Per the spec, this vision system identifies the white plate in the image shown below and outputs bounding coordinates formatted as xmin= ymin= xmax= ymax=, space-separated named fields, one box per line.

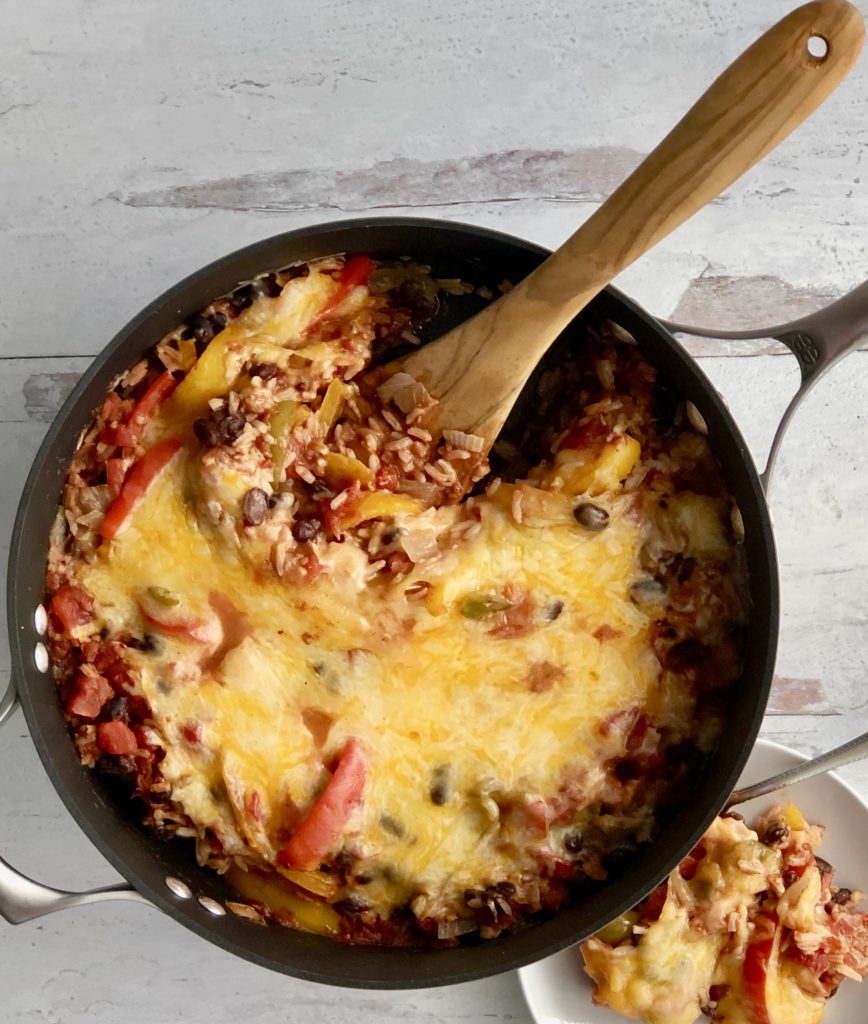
xmin=518 ymin=738 xmax=868 ymax=1024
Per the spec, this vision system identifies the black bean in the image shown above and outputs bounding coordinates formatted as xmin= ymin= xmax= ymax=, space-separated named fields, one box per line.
xmin=242 ymin=487 xmax=268 ymax=526
xmin=782 ymin=869 xmax=799 ymax=888
xmin=335 ymin=896 xmax=370 ymax=914
xmin=429 ymin=764 xmax=451 ymax=805
xmin=564 ymin=829 xmax=583 ymax=853
xmin=815 ymin=856 xmax=834 ymax=876
xmin=543 ymin=599 xmax=564 ymax=621
xmin=379 ymin=814 xmax=405 ymax=838
xmin=96 ymin=754 xmax=135 ymax=781
xmin=292 ymin=518 xmax=321 ymax=543
xmin=393 ymin=279 xmax=439 ymax=323
xmin=249 ymin=361 xmax=278 ymax=381
xmin=105 ymin=696 xmax=129 ymax=722
xmin=666 ymin=638 xmax=708 ymax=672
xmin=219 ymin=413 xmax=246 ymax=444
xmin=464 ymin=888 xmax=485 ymax=907
xmin=193 ymin=417 xmax=222 ymax=448
xmin=128 ymin=633 xmax=161 ymax=653
xmin=233 ymin=284 xmax=256 ymax=309
xmin=262 ymin=273 xmax=283 ymax=297
xmin=762 ymin=823 xmax=790 ymax=847
xmin=832 ymin=888 xmax=853 ymax=905
xmin=495 ymin=881 xmax=516 ymax=897
xmin=574 ymin=503 xmax=609 ymax=531
xmin=189 ymin=314 xmax=216 ymax=345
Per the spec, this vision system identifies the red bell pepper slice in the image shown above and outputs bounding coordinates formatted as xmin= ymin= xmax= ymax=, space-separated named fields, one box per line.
xmin=277 ymin=737 xmax=367 ymax=870
xmin=65 ymin=671 xmax=114 ymax=718
xmin=308 ymin=255 xmax=376 ymax=330
xmin=99 ymin=438 xmax=183 ymax=540
xmin=742 ymin=911 xmax=778 ymax=1024
xmin=96 ymin=720 xmax=138 ymax=755
xmin=100 ymin=371 xmax=177 ymax=447
xmin=558 ymin=416 xmax=607 ymax=451
xmin=49 ymin=584 xmax=94 ymax=634
xmin=106 ymin=457 xmax=128 ymax=496
xmin=128 ymin=371 xmax=178 ymax=432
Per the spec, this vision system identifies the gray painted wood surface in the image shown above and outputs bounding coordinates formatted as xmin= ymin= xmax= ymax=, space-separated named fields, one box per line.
xmin=2 ymin=0 xmax=867 ymax=1020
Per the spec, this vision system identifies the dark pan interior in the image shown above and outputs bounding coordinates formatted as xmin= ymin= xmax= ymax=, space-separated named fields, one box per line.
xmin=8 ymin=217 xmax=777 ymax=988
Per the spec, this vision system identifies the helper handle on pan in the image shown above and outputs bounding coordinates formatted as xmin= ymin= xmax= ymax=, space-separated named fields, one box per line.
xmin=387 ymin=0 xmax=865 ymax=448
xmin=0 ymin=856 xmax=149 ymax=924
xmin=662 ymin=277 xmax=868 ymax=493
xmin=0 ymin=678 xmax=16 ymax=728
xmin=0 ymin=695 xmax=147 ymax=920
xmin=727 ymin=727 xmax=868 ymax=808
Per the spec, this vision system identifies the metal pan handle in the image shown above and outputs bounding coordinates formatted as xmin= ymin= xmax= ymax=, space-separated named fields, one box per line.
xmin=0 ymin=678 xmax=146 ymax=922
xmin=662 ymin=278 xmax=868 ymax=493
xmin=0 ymin=856 xmax=148 ymax=924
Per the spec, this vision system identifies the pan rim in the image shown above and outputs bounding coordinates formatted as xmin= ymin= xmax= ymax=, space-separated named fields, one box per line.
xmin=6 ymin=215 xmax=778 ymax=987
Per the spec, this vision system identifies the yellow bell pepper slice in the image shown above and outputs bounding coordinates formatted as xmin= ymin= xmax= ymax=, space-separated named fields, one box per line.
xmin=276 ymin=866 xmax=339 ymax=900
xmin=316 ymin=380 xmax=347 ymax=436
xmin=341 ymin=491 xmax=422 ymax=528
xmin=323 ymin=452 xmax=374 ymax=488
xmin=784 ymin=802 xmax=806 ymax=831
xmin=169 ymin=330 xmax=238 ymax=414
xmin=269 ymin=400 xmax=307 ymax=489
xmin=226 ymin=866 xmax=340 ymax=935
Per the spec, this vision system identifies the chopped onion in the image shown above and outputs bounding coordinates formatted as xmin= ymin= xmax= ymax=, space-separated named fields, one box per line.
xmin=376 ymin=372 xmax=416 ymax=405
xmin=437 ymin=918 xmax=477 ymax=940
xmin=442 ymin=429 xmax=485 ymax=453
xmin=393 ymin=381 xmax=431 ymax=415
xmin=400 ymin=526 xmax=440 ymax=563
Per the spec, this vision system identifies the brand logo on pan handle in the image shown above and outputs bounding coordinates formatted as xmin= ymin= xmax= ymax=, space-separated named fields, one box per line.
xmin=784 ymin=332 xmax=820 ymax=369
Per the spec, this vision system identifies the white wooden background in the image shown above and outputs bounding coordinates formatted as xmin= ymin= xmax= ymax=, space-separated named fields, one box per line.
xmin=2 ymin=0 xmax=868 ymax=1020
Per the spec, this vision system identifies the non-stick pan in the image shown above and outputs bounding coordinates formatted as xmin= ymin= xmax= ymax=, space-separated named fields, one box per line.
xmin=2 ymin=218 xmax=866 ymax=988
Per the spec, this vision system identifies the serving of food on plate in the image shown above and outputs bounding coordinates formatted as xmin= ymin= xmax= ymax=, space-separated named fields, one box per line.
xmin=44 ymin=254 xmax=748 ymax=945
xmin=582 ymin=803 xmax=868 ymax=1024
xmin=519 ymin=740 xmax=868 ymax=1024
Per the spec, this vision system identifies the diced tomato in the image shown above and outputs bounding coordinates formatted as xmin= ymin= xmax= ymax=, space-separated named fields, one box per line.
xmin=679 ymin=842 xmax=708 ymax=880
xmin=558 ymin=415 xmax=607 ymax=451
xmin=742 ymin=912 xmax=778 ymax=1024
xmin=106 ymin=458 xmax=128 ymax=496
xmin=99 ymin=438 xmax=184 ymax=540
xmin=65 ymin=670 xmax=114 ymax=718
xmin=49 ymin=584 xmax=94 ymax=635
xmin=277 ymin=737 xmax=367 ymax=870
xmin=308 ymin=255 xmax=376 ymax=330
xmin=100 ymin=423 xmax=140 ymax=448
xmin=128 ymin=371 xmax=177 ymax=432
xmin=96 ymin=720 xmax=138 ymax=755
xmin=638 ymin=881 xmax=668 ymax=924
xmin=139 ymin=604 xmax=211 ymax=642
xmin=181 ymin=721 xmax=203 ymax=744
xmin=374 ymin=464 xmax=399 ymax=491
xmin=100 ymin=371 xmax=177 ymax=448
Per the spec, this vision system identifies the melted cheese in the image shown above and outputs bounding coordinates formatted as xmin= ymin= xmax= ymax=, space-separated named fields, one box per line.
xmin=69 ymin=267 xmax=742 ymax=926
xmin=77 ymin=451 xmax=669 ymax=909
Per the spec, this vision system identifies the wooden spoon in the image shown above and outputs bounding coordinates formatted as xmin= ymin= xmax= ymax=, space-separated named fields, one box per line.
xmin=377 ymin=0 xmax=864 ymax=452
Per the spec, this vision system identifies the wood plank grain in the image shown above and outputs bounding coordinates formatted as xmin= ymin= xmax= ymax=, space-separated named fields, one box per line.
xmin=112 ymin=147 xmax=646 ymax=213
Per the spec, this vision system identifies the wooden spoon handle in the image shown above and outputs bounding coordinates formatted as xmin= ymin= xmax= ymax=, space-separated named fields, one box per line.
xmin=393 ymin=0 xmax=864 ymax=446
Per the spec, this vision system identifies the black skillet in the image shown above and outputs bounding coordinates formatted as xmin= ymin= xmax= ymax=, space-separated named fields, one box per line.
xmin=2 ymin=217 xmax=865 ymax=988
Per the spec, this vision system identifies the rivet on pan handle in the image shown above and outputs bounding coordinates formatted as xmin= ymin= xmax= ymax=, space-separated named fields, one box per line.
xmin=662 ymin=278 xmax=868 ymax=493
